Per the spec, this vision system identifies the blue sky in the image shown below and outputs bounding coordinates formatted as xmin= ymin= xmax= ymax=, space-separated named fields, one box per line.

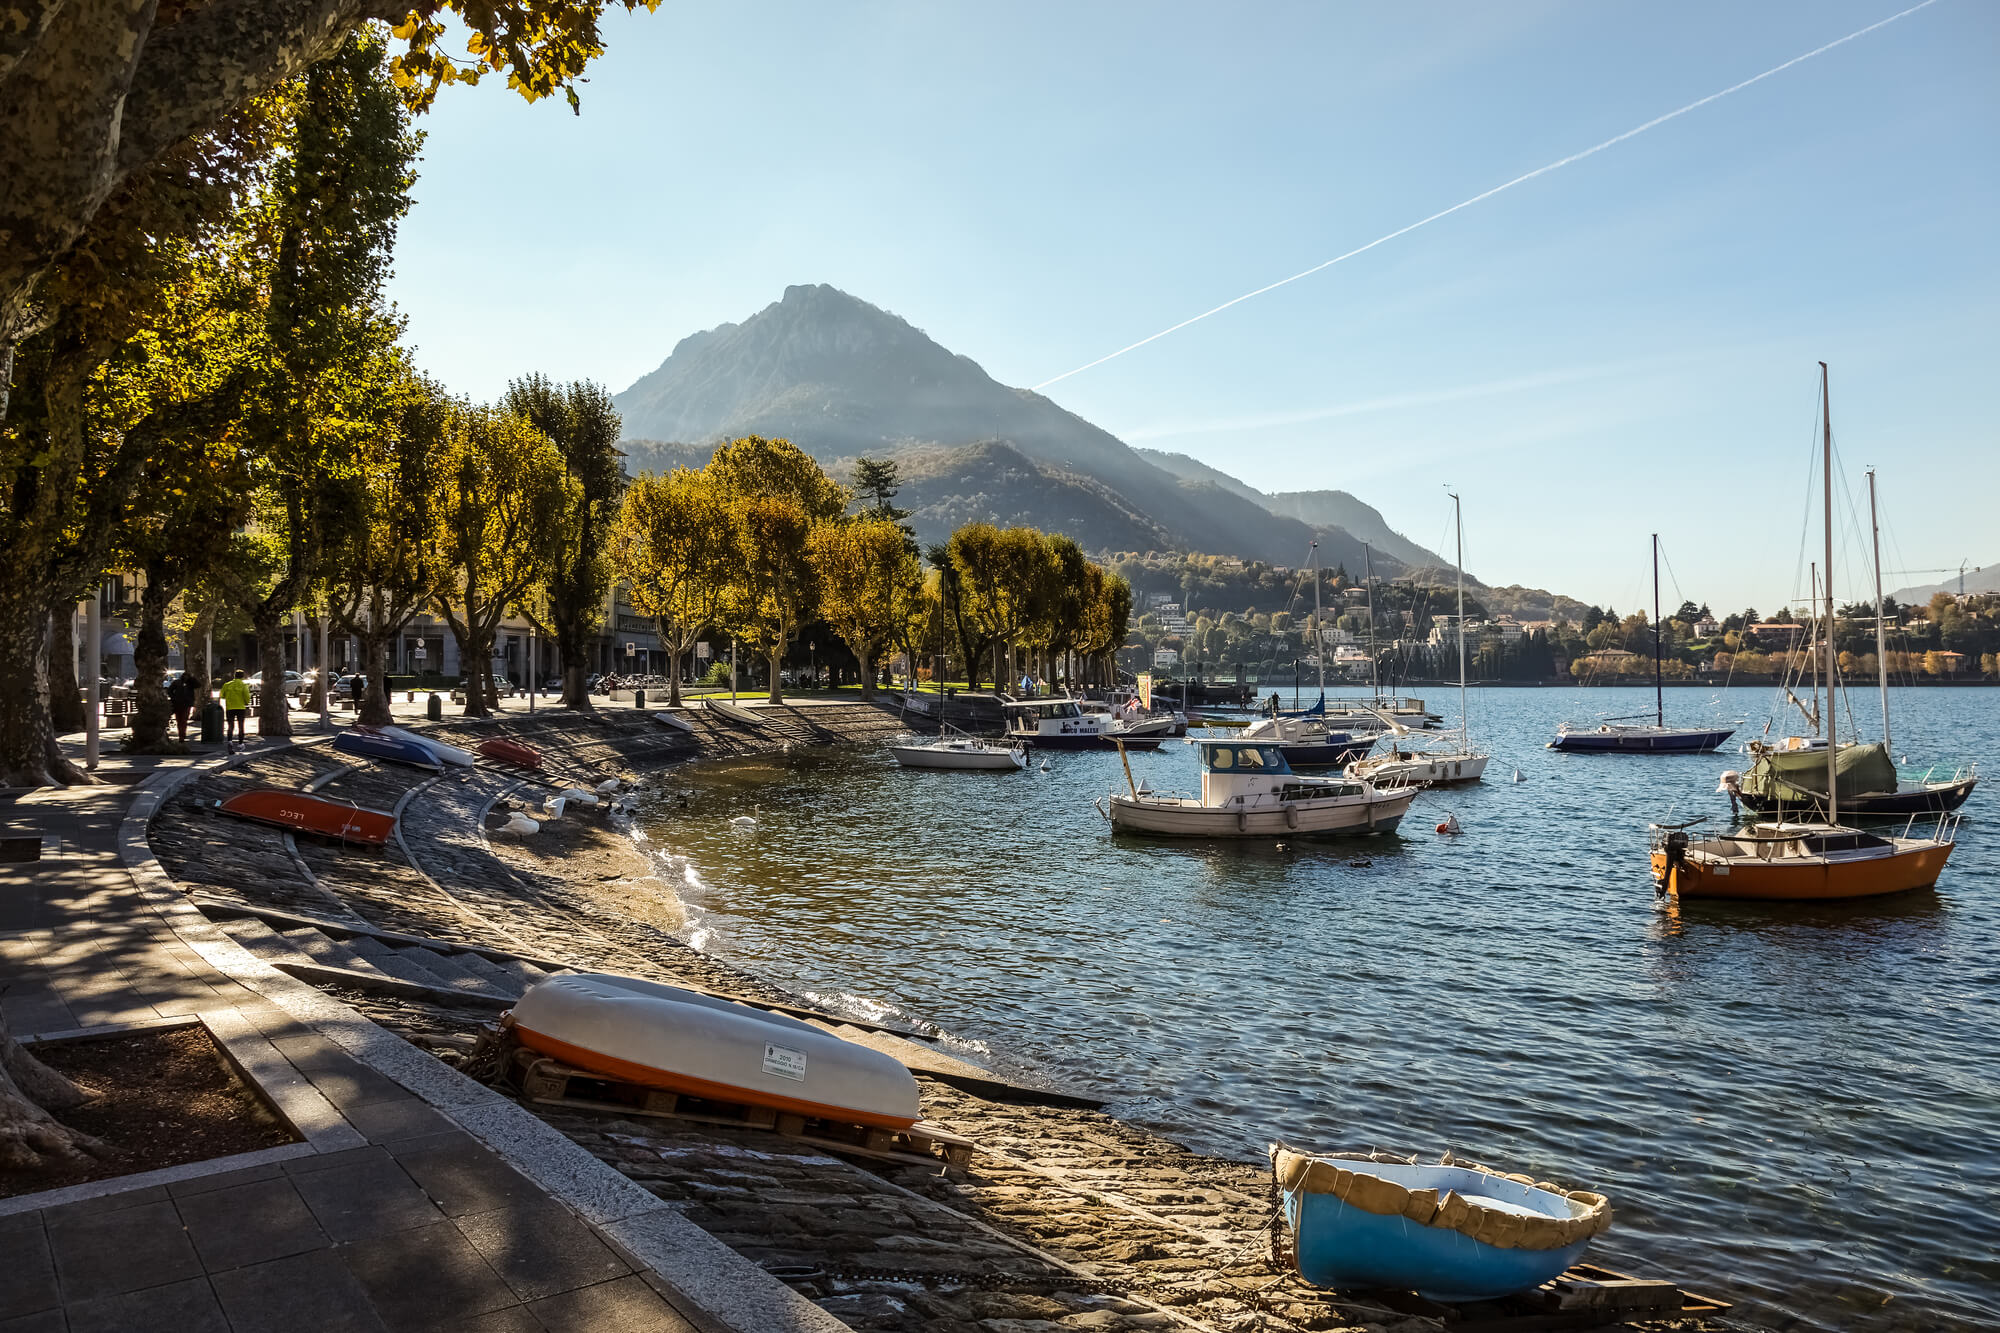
xmin=384 ymin=0 xmax=1997 ymax=614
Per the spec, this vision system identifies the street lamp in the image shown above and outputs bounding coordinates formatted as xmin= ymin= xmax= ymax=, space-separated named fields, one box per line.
xmin=808 ymin=640 xmax=816 ymax=690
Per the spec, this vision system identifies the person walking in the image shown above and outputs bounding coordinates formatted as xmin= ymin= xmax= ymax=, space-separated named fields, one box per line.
xmin=167 ymin=671 xmax=198 ymax=742
xmin=220 ymin=669 xmax=251 ymax=743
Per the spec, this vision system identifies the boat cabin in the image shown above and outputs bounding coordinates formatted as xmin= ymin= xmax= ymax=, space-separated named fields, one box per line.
xmin=1198 ymin=740 xmax=1365 ymax=807
xmin=1004 ymin=698 xmax=1112 ymax=739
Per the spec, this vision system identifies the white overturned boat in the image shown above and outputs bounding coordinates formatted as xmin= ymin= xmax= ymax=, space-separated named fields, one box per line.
xmin=510 ymin=973 xmax=921 ymax=1130
xmin=889 ymin=726 xmax=1026 ymax=772
xmin=1104 ymin=737 xmax=1417 ymax=839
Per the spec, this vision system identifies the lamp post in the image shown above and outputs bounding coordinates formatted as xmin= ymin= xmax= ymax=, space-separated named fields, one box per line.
xmin=809 ymin=640 xmax=816 ymax=691
xmin=85 ymin=590 xmax=100 ymax=770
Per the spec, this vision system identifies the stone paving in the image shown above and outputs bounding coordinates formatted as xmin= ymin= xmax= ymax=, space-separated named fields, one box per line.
xmin=0 ymin=726 xmax=836 ymax=1333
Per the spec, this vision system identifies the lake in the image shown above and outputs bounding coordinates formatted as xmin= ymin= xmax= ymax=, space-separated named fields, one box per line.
xmin=631 ymin=685 xmax=1996 ymax=1332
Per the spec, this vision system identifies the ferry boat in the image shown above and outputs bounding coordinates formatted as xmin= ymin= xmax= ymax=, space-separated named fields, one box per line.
xmin=1004 ymin=698 xmax=1164 ymax=750
xmin=1103 ymin=738 xmax=1415 ymax=838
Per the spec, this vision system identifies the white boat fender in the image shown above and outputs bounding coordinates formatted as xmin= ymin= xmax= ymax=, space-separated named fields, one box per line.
xmin=1284 ymin=804 xmax=1299 ymax=830
xmin=503 ymin=812 xmax=541 ymax=836
xmin=1510 ymin=768 xmax=1526 ymax=783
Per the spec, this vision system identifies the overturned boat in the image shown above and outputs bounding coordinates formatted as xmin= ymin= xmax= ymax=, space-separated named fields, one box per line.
xmin=214 ymin=789 xmax=396 ymax=848
xmin=1272 ymin=1145 xmax=1612 ymax=1303
xmin=509 ymin=973 xmax=921 ymax=1130
xmin=334 ymin=728 xmax=445 ymax=771
xmin=477 ymin=736 xmax=545 ymax=770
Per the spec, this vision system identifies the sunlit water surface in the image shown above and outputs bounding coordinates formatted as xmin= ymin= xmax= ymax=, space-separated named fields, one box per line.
xmin=631 ymin=686 xmax=1997 ymax=1332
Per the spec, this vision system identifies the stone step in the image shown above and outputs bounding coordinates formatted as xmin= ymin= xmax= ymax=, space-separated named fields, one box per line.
xmin=476 ymin=954 xmax=557 ymax=994
xmin=216 ymin=917 xmax=317 ymax=967
xmin=277 ymin=926 xmax=391 ymax=979
xmin=391 ymin=945 xmax=509 ymax=998
xmin=368 ymin=949 xmax=466 ymax=990
xmin=447 ymin=950 xmax=531 ymax=998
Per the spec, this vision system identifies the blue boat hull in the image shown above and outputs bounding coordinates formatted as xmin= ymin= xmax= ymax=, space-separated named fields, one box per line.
xmin=1288 ymin=1189 xmax=1590 ymax=1301
xmin=1548 ymin=727 xmax=1736 ymax=753
xmin=334 ymin=730 xmax=444 ymax=770
xmin=1278 ymin=1158 xmax=1602 ymax=1303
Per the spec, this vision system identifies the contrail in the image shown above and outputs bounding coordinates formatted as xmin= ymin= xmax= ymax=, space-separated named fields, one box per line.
xmin=1032 ymin=0 xmax=1940 ymax=392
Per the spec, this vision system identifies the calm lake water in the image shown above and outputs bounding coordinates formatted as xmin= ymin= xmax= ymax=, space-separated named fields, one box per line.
xmin=631 ymin=685 xmax=1996 ymax=1333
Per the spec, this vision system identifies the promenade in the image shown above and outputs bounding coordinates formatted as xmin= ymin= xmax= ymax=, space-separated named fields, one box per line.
xmin=0 ymin=703 xmax=844 ymax=1333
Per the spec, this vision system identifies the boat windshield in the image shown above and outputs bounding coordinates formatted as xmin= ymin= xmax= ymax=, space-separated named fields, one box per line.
xmin=1205 ymin=744 xmax=1288 ymax=772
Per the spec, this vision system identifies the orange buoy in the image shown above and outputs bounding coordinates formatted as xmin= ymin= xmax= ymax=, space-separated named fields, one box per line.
xmin=1436 ymin=814 xmax=1461 ymax=835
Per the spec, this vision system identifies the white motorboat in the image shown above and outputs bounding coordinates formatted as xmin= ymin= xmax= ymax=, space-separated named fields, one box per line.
xmin=1005 ymin=697 xmax=1165 ymax=750
xmin=890 ymin=727 xmax=1027 ymax=771
xmin=1239 ymin=712 xmax=1373 ymax=770
xmin=1103 ymin=737 xmax=1417 ymax=839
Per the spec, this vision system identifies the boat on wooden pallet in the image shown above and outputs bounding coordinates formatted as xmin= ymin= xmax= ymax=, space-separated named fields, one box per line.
xmin=505 ymin=1045 xmax=972 ymax=1170
xmin=333 ymin=728 xmax=445 ymax=771
xmin=213 ymin=789 xmax=396 ymax=848
xmin=476 ymin=736 xmax=544 ymax=769
xmin=1271 ymin=1144 xmax=1613 ymax=1304
xmin=509 ymin=973 xmax=921 ymax=1131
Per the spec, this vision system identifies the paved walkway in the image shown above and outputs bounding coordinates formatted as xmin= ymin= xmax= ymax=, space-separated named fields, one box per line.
xmin=0 ymin=745 xmax=823 ymax=1333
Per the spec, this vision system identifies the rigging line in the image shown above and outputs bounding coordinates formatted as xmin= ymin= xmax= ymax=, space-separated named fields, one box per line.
xmin=1031 ymin=0 xmax=1942 ymax=392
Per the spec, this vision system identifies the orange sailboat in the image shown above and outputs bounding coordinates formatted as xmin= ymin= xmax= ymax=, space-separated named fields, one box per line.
xmin=1649 ymin=365 xmax=1958 ymax=903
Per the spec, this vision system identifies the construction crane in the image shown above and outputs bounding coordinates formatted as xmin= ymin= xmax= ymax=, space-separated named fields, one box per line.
xmin=1886 ymin=561 xmax=1982 ymax=596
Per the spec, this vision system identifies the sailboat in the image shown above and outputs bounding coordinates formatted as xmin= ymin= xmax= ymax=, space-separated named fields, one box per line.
xmin=1239 ymin=542 xmax=1375 ymax=770
xmin=1549 ymin=535 xmax=1738 ymax=753
xmin=1721 ymin=468 xmax=1978 ymax=817
xmin=1651 ymin=365 xmax=1959 ymax=901
xmin=1347 ymin=493 xmax=1487 ymax=787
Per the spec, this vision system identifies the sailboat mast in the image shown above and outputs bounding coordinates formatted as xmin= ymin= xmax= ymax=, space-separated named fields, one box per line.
xmin=1311 ymin=541 xmax=1324 ymax=701
xmin=1363 ymin=543 xmax=1379 ymax=697
xmin=1453 ymin=495 xmax=1467 ymax=739
xmin=1867 ymin=468 xmax=1891 ymax=753
xmin=1652 ymin=533 xmax=1664 ymax=729
xmin=1821 ymin=363 xmax=1838 ymax=825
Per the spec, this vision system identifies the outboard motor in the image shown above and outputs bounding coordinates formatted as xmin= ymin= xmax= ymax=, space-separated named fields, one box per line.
xmin=1657 ymin=829 xmax=1691 ymax=898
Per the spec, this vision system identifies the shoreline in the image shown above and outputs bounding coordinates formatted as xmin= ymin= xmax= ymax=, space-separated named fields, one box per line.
xmin=145 ymin=700 xmax=1744 ymax=1333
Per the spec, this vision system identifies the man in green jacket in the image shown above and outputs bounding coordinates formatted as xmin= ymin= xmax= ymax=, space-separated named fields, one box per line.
xmin=219 ymin=670 xmax=251 ymax=742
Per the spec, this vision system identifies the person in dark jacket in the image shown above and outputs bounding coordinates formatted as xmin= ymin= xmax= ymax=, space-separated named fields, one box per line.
xmin=167 ymin=672 xmax=198 ymax=741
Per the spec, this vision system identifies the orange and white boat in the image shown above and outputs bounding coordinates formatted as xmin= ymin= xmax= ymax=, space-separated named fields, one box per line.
xmin=477 ymin=737 xmax=543 ymax=770
xmin=215 ymin=789 xmax=396 ymax=848
xmin=509 ymin=974 xmax=920 ymax=1130
xmin=1648 ymin=364 xmax=1960 ymax=904
xmin=1650 ymin=817 xmax=1957 ymax=901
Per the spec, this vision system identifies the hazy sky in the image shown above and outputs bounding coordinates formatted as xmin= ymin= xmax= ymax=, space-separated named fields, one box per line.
xmin=385 ymin=0 xmax=1997 ymax=615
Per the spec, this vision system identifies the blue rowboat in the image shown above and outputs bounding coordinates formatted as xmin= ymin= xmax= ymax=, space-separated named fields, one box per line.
xmin=334 ymin=729 xmax=444 ymax=771
xmin=1272 ymin=1146 xmax=1611 ymax=1303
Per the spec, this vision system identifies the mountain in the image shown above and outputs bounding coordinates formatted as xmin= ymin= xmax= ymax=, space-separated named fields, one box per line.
xmin=1891 ymin=563 xmax=1996 ymax=603
xmin=614 ymin=284 xmax=1425 ymax=574
xmin=1135 ymin=450 xmax=1448 ymax=572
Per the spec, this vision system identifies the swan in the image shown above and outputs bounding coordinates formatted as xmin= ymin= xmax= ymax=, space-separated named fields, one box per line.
xmin=502 ymin=812 xmax=541 ymax=836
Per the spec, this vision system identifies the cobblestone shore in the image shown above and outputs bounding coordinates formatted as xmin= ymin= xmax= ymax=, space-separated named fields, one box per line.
xmin=146 ymin=699 xmax=1735 ymax=1333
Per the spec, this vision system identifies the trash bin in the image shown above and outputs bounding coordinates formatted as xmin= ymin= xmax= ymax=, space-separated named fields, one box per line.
xmin=634 ymin=688 xmax=646 ymax=711
xmin=200 ymin=700 xmax=224 ymax=742
xmin=426 ymin=692 xmax=443 ymax=721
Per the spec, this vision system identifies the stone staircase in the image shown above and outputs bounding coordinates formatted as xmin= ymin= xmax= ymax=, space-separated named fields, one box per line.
xmin=198 ymin=897 xmax=565 ymax=1006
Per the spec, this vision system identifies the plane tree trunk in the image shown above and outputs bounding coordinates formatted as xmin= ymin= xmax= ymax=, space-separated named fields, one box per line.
xmin=0 ymin=1011 xmax=106 ymax=1169
xmin=48 ymin=607 xmax=85 ymax=736
xmin=127 ymin=574 xmax=178 ymax=751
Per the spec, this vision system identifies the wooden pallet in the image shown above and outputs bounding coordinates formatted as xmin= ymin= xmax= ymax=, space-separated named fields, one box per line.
xmin=509 ymin=1048 xmax=973 ymax=1171
xmin=1366 ymin=1259 xmax=1731 ymax=1331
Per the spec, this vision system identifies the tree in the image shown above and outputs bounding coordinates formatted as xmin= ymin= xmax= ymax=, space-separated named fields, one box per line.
xmin=725 ymin=497 xmax=816 ymax=705
xmin=849 ymin=456 xmax=911 ymax=523
xmin=810 ymin=517 xmax=922 ymax=699
xmin=324 ymin=371 xmax=452 ymax=726
xmin=502 ymin=375 xmax=622 ymax=708
xmin=0 ymin=2 xmax=664 ymax=429
xmin=0 ymin=91 xmax=281 ymax=784
xmin=231 ymin=30 xmax=420 ymax=739
xmin=434 ymin=406 xmax=573 ymax=717
xmin=611 ymin=467 xmax=729 ymax=707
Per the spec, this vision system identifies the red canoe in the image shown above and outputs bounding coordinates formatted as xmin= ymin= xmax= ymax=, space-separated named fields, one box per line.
xmin=477 ymin=737 xmax=543 ymax=770
xmin=215 ymin=789 xmax=396 ymax=848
